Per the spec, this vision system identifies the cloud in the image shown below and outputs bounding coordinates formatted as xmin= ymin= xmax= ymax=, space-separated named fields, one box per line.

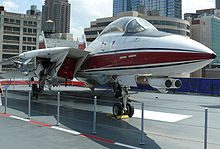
xmin=0 ymin=0 xmax=215 ymax=39
xmin=69 ymin=0 xmax=113 ymax=37
xmin=0 ymin=0 xmax=43 ymax=14
xmin=1 ymin=0 xmax=19 ymax=11
xmin=182 ymin=0 xmax=215 ymax=14
xmin=71 ymin=25 xmax=84 ymax=40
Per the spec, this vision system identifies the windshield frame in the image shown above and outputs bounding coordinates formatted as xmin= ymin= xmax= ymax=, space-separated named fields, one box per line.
xmin=100 ymin=17 xmax=158 ymax=36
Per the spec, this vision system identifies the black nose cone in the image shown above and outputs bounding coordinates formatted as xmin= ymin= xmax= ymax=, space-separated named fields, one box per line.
xmin=212 ymin=53 xmax=217 ymax=59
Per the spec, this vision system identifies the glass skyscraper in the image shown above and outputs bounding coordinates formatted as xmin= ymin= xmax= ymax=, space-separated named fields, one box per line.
xmin=113 ymin=0 xmax=182 ymax=19
xmin=113 ymin=0 xmax=131 ymax=16
xmin=131 ymin=0 xmax=140 ymax=11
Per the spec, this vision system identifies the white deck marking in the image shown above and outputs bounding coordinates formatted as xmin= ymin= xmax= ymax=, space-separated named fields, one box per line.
xmin=10 ymin=115 xmax=30 ymax=122
xmin=133 ymin=109 xmax=192 ymax=123
xmin=61 ymin=102 xmax=192 ymax=123
xmin=52 ymin=126 xmax=81 ymax=135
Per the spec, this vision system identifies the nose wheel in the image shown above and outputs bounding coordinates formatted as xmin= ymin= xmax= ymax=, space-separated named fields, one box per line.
xmin=113 ymin=102 xmax=123 ymax=117
xmin=124 ymin=102 xmax=134 ymax=117
xmin=112 ymin=83 xmax=135 ymax=118
xmin=112 ymin=102 xmax=134 ymax=118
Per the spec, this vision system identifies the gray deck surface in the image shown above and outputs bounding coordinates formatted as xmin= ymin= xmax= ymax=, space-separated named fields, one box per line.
xmin=0 ymin=85 xmax=220 ymax=149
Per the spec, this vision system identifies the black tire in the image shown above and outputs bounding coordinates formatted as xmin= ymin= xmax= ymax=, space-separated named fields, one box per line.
xmin=124 ymin=103 xmax=134 ymax=118
xmin=113 ymin=102 xmax=123 ymax=117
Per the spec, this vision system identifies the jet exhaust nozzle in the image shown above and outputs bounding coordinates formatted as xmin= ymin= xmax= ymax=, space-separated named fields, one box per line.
xmin=148 ymin=78 xmax=182 ymax=89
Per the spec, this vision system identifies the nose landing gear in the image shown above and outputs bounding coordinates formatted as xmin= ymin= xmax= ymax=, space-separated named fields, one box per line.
xmin=112 ymin=85 xmax=134 ymax=118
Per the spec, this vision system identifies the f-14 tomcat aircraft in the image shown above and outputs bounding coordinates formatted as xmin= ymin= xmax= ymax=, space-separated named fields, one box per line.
xmin=0 ymin=17 xmax=216 ymax=118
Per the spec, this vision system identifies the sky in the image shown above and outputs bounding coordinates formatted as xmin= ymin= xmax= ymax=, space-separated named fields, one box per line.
xmin=0 ymin=0 xmax=216 ymax=39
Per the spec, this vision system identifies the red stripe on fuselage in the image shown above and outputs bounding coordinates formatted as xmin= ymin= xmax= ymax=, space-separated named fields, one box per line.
xmin=82 ymin=52 xmax=212 ymax=70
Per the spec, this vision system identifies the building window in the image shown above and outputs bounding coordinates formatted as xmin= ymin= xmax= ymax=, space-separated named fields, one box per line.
xmin=22 ymin=46 xmax=26 ymax=50
xmin=28 ymin=28 xmax=32 ymax=33
xmin=187 ymin=32 xmax=190 ymax=36
xmin=10 ymin=18 xmax=15 ymax=23
xmin=4 ymin=18 xmax=9 ymax=23
xmin=27 ymin=46 xmax=32 ymax=50
xmin=16 ymin=19 xmax=21 ymax=25
xmin=28 ymin=21 xmax=32 ymax=25
xmin=23 ymin=37 xmax=26 ymax=41
xmin=33 ymin=38 xmax=36 ymax=42
xmin=27 ymin=37 xmax=32 ymax=42
xmin=3 ymin=35 xmax=19 ymax=41
xmin=23 ymin=28 xmax=27 ymax=32
xmin=24 ymin=21 xmax=27 ymax=25
xmin=85 ymin=30 xmax=103 ymax=35
xmin=34 ymin=22 xmax=37 ymax=25
xmin=3 ymin=45 xmax=19 ymax=50
xmin=33 ymin=29 xmax=37 ymax=33
xmin=4 ymin=26 xmax=20 ymax=32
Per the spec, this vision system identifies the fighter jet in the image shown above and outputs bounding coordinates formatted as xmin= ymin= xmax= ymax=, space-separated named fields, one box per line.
xmin=0 ymin=16 xmax=216 ymax=118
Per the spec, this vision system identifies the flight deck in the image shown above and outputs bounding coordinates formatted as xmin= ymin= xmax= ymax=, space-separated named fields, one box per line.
xmin=0 ymin=85 xmax=220 ymax=149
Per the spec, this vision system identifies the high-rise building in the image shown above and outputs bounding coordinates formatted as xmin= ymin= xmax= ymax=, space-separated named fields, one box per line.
xmin=113 ymin=0 xmax=182 ymax=18
xmin=26 ymin=5 xmax=41 ymax=17
xmin=113 ymin=0 xmax=131 ymax=16
xmin=216 ymin=0 xmax=220 ymax=9
xmin=140 ymin=0 xmax=182 ymax=18
xmin=41 ymin=0 xmax=71 ymax=33
xmin=131 ymin=0 xmax=140 ymax=11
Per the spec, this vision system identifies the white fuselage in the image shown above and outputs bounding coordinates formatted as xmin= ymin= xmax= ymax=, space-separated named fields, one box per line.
xmin=81 ymin=32 xmax=215 ymax=77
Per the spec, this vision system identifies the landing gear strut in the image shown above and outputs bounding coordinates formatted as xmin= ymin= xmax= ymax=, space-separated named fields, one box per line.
xmin=112 ymin=85 xmax=134 ymax=118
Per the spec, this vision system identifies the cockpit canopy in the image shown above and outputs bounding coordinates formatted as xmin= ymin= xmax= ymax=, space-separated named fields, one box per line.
xmin=100 ymin=17 xmax=157 ymax=35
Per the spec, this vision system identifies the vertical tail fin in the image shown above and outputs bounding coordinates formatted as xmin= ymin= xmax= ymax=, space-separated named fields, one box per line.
xmin=78 ymin=34 xmax=87 ymax=50
xmin=39 ymin=31 xmax=47 ymax=49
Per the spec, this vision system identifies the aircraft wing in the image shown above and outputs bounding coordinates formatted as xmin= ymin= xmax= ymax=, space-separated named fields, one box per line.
xmin=0 ymin=47 xmax=90 ymax=88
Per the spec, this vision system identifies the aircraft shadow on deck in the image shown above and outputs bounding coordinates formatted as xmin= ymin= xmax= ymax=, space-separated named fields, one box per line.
xmin=2 ymin=89 xmax=161 ymax=149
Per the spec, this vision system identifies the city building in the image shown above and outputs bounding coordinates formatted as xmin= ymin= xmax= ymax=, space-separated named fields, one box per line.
xmin=140 ymin=0 xmax=182 ymax=18
xmin=113 ymin=0 xmax=182 ymax=19
xmin=41 ymin=0 xmax=71 ymax=33
xmin=0 ymin=6 xmax=41 ymax=71
xmin=85 ymin=11 xmax=190 ymax=42
xmin=184 ymin=8 xmax=217 ymax=20
xmin=184 ymin=8 xmax=220 ymax=64
xmin=185 ymin=8 xmax=220 ymax=78
xmin=217 ymin=0 xmax=220 ymax=9
xmin=131 ymin=0 xmax=140 ymax=11
xmin=184 ymin=13 xmax=199 ymax=20
xmin=196 ymin=8 xmax=215 ymax=15
xmin=26 ymin=5 xmax=41 ymax=17
xmin=113 ymin=0 xmax=131 ymax=16
xmin=190 ymin=16 xmax=220 ymax=64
